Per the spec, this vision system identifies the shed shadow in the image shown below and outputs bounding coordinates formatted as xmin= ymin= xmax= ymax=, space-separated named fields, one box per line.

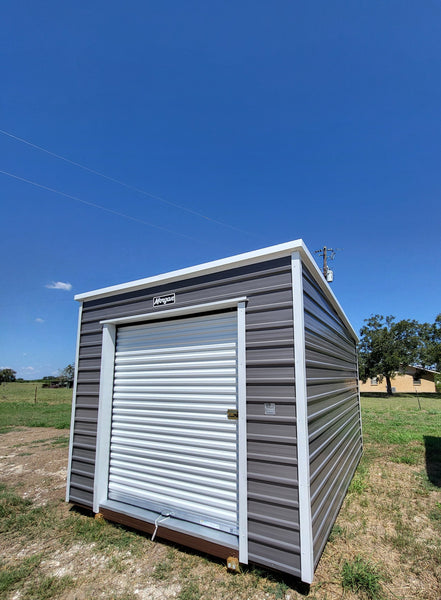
xmin=424 ymin=436 xmax=441 ymax=487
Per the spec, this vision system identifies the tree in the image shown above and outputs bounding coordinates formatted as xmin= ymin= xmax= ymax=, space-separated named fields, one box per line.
xmin=358 ymin=315 xmax=422 ymax=395
xmin=419 ymin=314 xmax=441 ymax=371
xmin=59 ymin=364 xmax=75 ymax=387
xmin=0 ymin=368 xmax=17 ymax=384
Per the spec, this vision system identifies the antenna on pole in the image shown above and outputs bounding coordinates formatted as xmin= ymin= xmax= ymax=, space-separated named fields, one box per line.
xmin=314 ymin=246 xmax=340 ymax=282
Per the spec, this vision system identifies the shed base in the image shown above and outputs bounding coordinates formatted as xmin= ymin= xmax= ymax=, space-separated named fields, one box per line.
xmin=100 ymin=507 xmax=238 ymax=560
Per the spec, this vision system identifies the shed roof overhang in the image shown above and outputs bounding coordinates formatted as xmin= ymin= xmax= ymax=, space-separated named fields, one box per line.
xmin=74 ymin=238 xmax=358 ymax=342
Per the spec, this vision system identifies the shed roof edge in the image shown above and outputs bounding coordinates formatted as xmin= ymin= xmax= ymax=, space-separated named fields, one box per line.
xmin=74 ymin=238 xmax=358 ymax=341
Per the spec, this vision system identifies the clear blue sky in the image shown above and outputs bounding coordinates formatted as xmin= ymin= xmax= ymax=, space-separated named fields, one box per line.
xmin=1 ymin=1 xmax=440 ymax=379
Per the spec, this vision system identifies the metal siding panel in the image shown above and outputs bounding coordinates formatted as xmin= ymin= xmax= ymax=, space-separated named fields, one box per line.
xmin=302 ymin=268 xmax=362 ymax=568
xmin=248 ymin=499 xmax=299 ymax=524
xmin=72 ymin=447 xmax=95 ymax=463
xmin=81 ymin=264 xmax=291 ymax=323
xmin=247 ymin=541 xmax=301 ymax=577
xmin=69 ymin=257 xmax=299 ymax=572
xmin=69 ymin=489 xmax=94 ymax=507
xmin=77 ymin=357 xmax=102 ymax=370
xmin=71 ymin=459 xmax=95 ymax=477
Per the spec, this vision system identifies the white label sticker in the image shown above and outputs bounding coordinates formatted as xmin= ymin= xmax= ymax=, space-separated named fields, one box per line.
xmin=264 ymin=402 xmax=276 ymax=415
xmin=153 ymin=293 xmax=176 ymax=307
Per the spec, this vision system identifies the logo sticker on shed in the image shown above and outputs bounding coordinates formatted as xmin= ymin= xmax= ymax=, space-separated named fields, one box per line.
xmin=153 ymin=293 xmax=176 ymax=307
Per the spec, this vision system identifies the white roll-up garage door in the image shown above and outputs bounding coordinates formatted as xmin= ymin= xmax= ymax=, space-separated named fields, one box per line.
xmin=108 ymin=311 xmax=239 ymax=535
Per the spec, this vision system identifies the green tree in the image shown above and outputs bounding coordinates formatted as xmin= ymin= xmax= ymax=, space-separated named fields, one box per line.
xmin=59 ymin=364 xmax=75 ymax=387
xmin=0 ymin=368 xmax=17 ymax=384
xmin=421 ymin=314 xmax=441 ymax=371
xmin=358 ymin=315 xmax=422 ymax=395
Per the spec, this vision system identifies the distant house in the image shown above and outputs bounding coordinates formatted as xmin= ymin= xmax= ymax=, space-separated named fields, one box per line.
xmin=359 ymin=365 xmax=439 ymax=393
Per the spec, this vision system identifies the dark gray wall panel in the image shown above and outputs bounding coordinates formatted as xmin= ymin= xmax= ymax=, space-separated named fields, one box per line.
xmin=248 ymin=540 xmax=301 ymax=577
xmin=246 ymin=380 xmax=295 ymax=396
xmin=302 ymin=267 xmax=362 ymax=569
xmin=68 ymin=256 xmax=299 ymax=574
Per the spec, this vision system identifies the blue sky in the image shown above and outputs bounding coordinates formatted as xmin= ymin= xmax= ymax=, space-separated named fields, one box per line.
xmin=1 ymin=1 xmax=440 ymax=379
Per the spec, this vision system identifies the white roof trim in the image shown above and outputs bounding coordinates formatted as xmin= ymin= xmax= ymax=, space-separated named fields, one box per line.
xmin=75 ymin=238 xmax=358 ymax=341
xmin=75 ymin=239 xmax=306 ymax=301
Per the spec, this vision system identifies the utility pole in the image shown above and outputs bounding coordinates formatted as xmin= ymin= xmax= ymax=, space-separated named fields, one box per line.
xmin=315 ymin=246 xmax=337 ymax=281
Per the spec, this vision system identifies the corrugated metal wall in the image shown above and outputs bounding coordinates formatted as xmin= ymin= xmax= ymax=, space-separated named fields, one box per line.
xmin=68 ymin=257 xmax=301 ymax=577
xmin=302 ymin=267 xmax=362 ymax=567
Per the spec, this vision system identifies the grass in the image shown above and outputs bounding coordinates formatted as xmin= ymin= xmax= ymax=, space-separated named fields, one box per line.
xmin=429 ymin=501 xmax=441 ymax=524
xmin=0 ymin=554 xmax=42 ymax=593
xmin=361 ymin=394 xmax=441 ymax=443
xmin=0 ymin=553 xmax=74 ymax=600
xmin=0 ymin=482 xmax=57 ymax=539
xmin=360 ymin=393 xmax=441 ymax=465
xmin=62 ymin=510 xmax=145 ymax=554
xmin=0 ymin=382 xmax=71 ymax=432
xmin=177 ymin=581 xmax=201 ymax=600
xmin=23 ymin=574 xmax=75 ymax=600
xmin=0 ymin=390 xmax=440 ymax=599
xmin=341 ymin=555 xmax=384 ymax=599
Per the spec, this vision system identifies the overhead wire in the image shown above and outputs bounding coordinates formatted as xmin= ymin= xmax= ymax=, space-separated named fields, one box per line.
xmin=0 ymin=169 xmax=201 ymax=242
xmin=0 ymin=128 xmax=259 ymax=238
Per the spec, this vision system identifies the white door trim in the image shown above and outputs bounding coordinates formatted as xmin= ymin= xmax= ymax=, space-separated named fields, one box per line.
xmin=93 ymin=322 xmax=116 ymax=513
xmin=93 ymin=298 xmax=248 ymax=562
xmin=237 ymin=300 xmax=248 ymax=564
xmin=100 ymin=297 xmax=248 ymax=326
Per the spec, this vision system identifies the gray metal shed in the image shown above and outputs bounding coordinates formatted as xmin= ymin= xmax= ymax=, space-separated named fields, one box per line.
xmin=66 ymin=239 xmax=362 ymax=583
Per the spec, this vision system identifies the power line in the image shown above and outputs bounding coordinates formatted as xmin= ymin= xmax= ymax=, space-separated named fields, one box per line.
xmin=0 ymin=169 xmax=201 ymax=242
xmin=0 ymin=128 xmax=259 ymax=238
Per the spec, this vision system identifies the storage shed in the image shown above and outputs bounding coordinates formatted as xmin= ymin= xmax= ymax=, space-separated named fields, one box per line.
xmin=66 ymin=239 xmax=362 ymax=583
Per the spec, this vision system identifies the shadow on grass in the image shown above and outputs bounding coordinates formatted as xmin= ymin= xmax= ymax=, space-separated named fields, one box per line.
xmin=424 ymin=436 xmax=441 ymax=487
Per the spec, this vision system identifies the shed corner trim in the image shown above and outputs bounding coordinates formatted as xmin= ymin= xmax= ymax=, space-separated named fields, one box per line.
xmin=66 ymin=302 xmax=83 ymax=503
xmin=291 ymin=251 xmax=314 ymax=584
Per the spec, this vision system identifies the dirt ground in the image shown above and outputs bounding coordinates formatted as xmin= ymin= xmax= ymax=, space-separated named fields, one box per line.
xmin=0 ymin=428 xmax=68 ymax=508
xmin=1 ymin=428 xmax=440 ymax=600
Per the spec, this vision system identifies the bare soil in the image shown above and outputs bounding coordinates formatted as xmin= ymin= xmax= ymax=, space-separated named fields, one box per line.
xmin=1 ymin=428 xmax=440 ymax=600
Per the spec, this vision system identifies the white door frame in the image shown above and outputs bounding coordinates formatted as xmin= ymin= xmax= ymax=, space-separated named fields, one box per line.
xmin=93 ymin=296 xmax=248 ymax=563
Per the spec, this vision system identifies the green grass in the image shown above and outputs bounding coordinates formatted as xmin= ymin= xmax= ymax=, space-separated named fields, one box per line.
xmin=341 ymin=555 xmax=384 ymax=599
xmin=177 ymin=580 xmax=201 ymax=600
xmin=0 ymin=483 xmax=58 ymax=539
xmin=0 ymin=382 xmax=72 ymax=431
xmin=23 ymin=574 xmax=75 ymax=600
xmin=328 ymin=523 xmax=346 ymax=542
xmin=62 ymin=511 xmax=145 ymax=554
xmin=0 ymin=554 xmax=74 ymax=600
xmin=152 ymin=559 xmax=175 ymax=580
xmin=348 ymin=459 xmax=369 ymax=494
xmin=51 ymin=435 xmax=70 ymax=447
xmin=0 ymin=381 xmax=72 ymax=403
xmin=0 ymin=554 xmax=42 ymax=593
xmin=360 ymin=394 xmax=441 ymax=463
xmin=361 ymin=394 xmax=441 ymax=443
